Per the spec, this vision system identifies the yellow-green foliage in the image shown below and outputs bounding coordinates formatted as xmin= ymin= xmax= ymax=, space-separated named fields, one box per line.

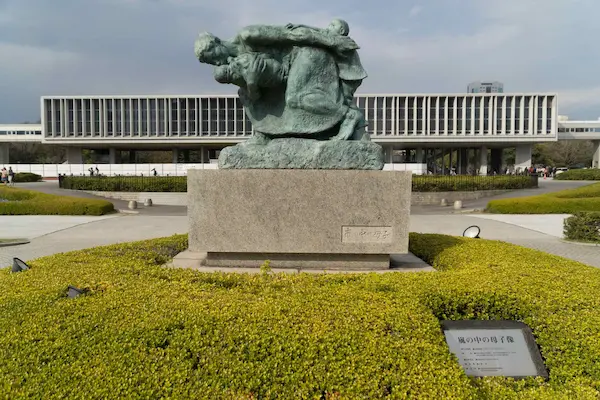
xmin=555 ymin=169 xmax=600 ymax=181
xmin=0 ymin=186 xmax=114 ymax=215
xmin=486 ymin=182 xmax=600 ymax=214
xmin=1 ymin=234 xmax=600 ymax=398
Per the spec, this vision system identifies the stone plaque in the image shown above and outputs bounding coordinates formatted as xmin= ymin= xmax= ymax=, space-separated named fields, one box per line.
xmin=341 ymin=226 xmax=393 ymax=244
xmin=441 ymin=320 xmax=548 ymax=379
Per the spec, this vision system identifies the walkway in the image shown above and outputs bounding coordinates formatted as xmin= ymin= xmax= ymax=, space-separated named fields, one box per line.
xmin=0 ymin=212 xmax=598 ymax=270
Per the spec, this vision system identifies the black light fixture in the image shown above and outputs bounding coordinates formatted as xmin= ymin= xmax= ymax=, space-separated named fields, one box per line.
xmin=462 ymin=225 xmax=481 ymax=239
xmin=12 ymin=258 xmax=30 ymax=273
xmin=67 ymin=285 xmax=87 ymax=299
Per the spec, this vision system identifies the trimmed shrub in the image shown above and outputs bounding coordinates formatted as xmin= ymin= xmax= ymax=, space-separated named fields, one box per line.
xmin=1 ymin=233 xmax=600 ymax=397
xmin=555 ymin=169 xmax=600 ymax=181
xmin=0 ymin=186 xmax=114 ymax=215
xmin=13 ymin=172 xmax=42 ymax=182
xmin=61 ymin=175 xmax=537 ymax=193
xmin=61 ymin=176 xmax=187 ymax=192
xmin=564 ymin=212 xmax=600 ymax=243
xmin=412 ymin=175 xmax=537 ymax=192
xmin=486 ymin=182 xmax=600 ymax=214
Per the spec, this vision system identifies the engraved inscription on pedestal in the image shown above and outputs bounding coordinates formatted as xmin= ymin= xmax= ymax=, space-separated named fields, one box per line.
xmin=441 ymin=320 xmax=548 ymax=379
xmin=341 ymin=226 xmax=393 ymax=244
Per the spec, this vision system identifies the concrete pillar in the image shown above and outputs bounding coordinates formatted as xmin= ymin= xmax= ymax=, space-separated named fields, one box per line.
xmin=479 ymin=146 xmax=488 ymax=175
xmin=200 ymin=146 xmax=211 ymax=163
xmin=415 ymin=147 xmax=424 ymax=164
xmin=172 ymin=149 xmax=179 ymax=164
xmin=441 ymin=148 xmax=447 ymax=174
xmin=490 ymin=148 xmax=503 ymax=174
xmin=459 ymin=148 xmax=469 ymax=175
xmin=592 ymin=141 xmax=600 ymax=169
xmin=108 ymin=148 xmax=118 ymax=164
xmin=66 ymin=147 xmax=83 ymax=164
xmin=0 ymin=143 xmax=8 ymax=164
xmin=384 ymin=146 xmax=393 ymax=163
xmin=515 ymin=144 xmax=532 ymax=172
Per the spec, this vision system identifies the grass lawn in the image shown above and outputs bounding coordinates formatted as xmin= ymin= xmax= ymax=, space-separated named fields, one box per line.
xmin=0 ymin=234 xmax=599 ymax=398
xmin=0 ymin=186 xmax=114 ymax=215
xmin=486 ymin=182 xmax=600 ymax=214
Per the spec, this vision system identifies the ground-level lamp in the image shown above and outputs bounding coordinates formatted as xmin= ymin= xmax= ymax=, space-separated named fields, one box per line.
xmin=462 ymin=225 xmax=481 ymax=239
xmin=67 ymin=285 xmax=87 ymax=299
xmin=11 ymin=258 xmax=30 ymax=273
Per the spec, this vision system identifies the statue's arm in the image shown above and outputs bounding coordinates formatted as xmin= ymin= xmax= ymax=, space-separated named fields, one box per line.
xmin=238 ymin=25 xmax=358 ymax=53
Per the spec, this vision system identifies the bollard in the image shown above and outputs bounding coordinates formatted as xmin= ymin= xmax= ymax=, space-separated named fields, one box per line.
xmin=453 ymin=200 xmax=463 ymax=210
xmin=144 ymin=198 xmax=153 ymax=207
xmin=128 ymin=200 xmax=138 ymax=210
xmin=440 ymin=199 xmax=448 ymax=207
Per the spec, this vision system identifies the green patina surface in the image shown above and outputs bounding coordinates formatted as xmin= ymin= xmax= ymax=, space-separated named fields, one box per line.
xmin=194 ymin=20 xmax=384 ymax=169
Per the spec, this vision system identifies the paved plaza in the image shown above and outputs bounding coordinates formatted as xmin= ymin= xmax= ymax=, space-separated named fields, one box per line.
xmin=0 ymin=180 xmax=598 ymax=269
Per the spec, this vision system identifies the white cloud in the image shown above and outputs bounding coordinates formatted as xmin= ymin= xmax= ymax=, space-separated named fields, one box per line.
xmin=0 ymin=42 xmax=81 ymax=76
xmin=1 ymin=0 xmax=600 ymax=122
xmin=408 ymin=5 xmax=421 ymax=18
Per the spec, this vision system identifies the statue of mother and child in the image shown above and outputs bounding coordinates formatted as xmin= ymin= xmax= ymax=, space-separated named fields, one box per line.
xmin=194 ymin=19 xmax=384 ymax=169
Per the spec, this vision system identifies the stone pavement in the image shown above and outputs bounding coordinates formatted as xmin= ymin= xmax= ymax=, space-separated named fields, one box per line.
xmin=1 ymin=212 xmax=598 ymax=270
xmin=0 ymin=214 xmax=188 ymax=268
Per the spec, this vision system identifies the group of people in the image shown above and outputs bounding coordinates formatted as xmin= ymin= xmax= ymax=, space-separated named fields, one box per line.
xmin=1 ymin=167 xmax=15 ymax=186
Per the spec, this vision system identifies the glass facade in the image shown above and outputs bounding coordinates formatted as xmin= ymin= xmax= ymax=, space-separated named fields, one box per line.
xmin=42 ymin=94 xmax=557 ymax=140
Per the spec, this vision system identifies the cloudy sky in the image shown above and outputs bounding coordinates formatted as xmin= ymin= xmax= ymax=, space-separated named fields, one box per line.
xmin=0 ymin=0 xmax=599 ymax=123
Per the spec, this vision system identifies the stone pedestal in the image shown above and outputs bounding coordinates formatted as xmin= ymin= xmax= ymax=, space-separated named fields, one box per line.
xmin=175 ymin=169 xmax=412 ymax=270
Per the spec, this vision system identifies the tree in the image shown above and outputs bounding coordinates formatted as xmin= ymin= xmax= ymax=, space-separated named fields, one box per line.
xmin=538 ymin=140 xmax=595 ymax=167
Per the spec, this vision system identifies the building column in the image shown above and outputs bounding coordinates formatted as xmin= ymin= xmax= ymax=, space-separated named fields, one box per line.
xmin=592 ymin=141 xmax=600 ymax=169
xmin=415 ymin=147 xmax=424 ymax=164
xmin=384 ymin=145 xmax=393 ymax=164
xmin=108 ymin=148 xmax=118 ymax=164
xmin=0 ymin=143 xmax=9 ymax=164
xmin=200 ymin=146 xmax=211 ymax=163
xmin=459 ymin=148 xmax=469 ymax=175
xmin=479 ymin=146 xmax=488 ymax=175
xmin=66 ymin=147 xmax=83 ymax=164
xmin=490 ymin=148 xmax=503 ymax=174
xmin=172 ymin=149 xmax=179 ymax=164
xmin=515 ymin=144 xmax=532 ymax=172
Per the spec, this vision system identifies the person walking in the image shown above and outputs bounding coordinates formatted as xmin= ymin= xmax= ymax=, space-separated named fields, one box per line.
xmin=7 ymin=167 xmax=14 ymax=186
xmin=0 ymin=167 xmax=7 ymax=185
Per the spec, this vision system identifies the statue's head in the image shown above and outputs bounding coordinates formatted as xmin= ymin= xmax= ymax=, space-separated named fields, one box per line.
xmin=195 ymin=32 xmax=230 ymax=66
xmin=328 ymin=19 xmax=349 ymax=36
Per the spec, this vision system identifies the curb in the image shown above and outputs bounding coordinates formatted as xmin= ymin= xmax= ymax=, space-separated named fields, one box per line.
xmin=117 ymin=209 xmax=140 ymax=214
xmin=0 ymin=239 xmax=31 ymax=247
xmin=560 ymin=239 xmax=600 ymax=247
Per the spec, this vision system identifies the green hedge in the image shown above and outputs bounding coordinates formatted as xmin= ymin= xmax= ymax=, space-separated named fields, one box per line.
xmin=61 ymin=176 xmax=187 ymax=192
xmin=555 ymin=169 xmax=600 ymax=181
xmin=60 ymin=175 xmax=537 ymax=193
xmin=13 ymin=172 xmax=42 ymax=182
xmin=486 ymin=182 xmax=600 ymax=214
xmin=412 ymin=175 xmax=537 ymax=192
xmin=564 ymin=212 xmax=600 ymax=243
xmin=0 ymin=186 xmax=115 ymax=215
xmin=1 ymin=233 xmax=600 ymax=398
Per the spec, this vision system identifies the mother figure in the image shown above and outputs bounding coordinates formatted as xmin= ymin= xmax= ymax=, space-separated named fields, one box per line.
xmin=194 ymin=21 xmax=369 ymax=143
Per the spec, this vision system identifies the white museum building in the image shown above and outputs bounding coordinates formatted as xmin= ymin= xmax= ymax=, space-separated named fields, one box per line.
xmin=0 ymin=92 xmax=599 ymax=177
